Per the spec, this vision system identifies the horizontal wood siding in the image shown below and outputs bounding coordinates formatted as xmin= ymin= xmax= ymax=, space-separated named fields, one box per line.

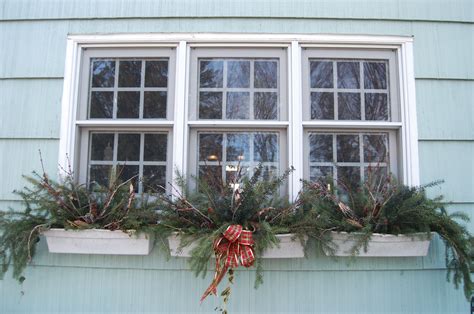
xmin=0 ymin=0 xmax=472 ymax=312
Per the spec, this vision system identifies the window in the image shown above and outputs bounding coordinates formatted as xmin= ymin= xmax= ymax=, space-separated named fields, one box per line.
xmin=75 ymin=48 xmax=175 ymax=193
xmin=59 ymin=34 xmax=419 ymax=200
xmin=301 ymin=49 xmax=400 ymax=187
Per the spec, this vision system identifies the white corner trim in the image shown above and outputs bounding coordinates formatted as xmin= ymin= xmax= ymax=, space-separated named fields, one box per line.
xmin=58 ymin=39 xmax=80 ymax=177
xmin=399 ymin=42 xmax=420 ymax=186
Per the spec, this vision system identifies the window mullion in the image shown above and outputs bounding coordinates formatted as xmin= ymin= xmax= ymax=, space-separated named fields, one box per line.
xmin=289 ymin=41 xmax=303 ymax=201
xmin=172 ymin=41 xmax=188 ymax=194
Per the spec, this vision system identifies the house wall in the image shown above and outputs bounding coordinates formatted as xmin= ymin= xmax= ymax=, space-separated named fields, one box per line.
xmin=0 ymin=1 xmax=473 ymax=313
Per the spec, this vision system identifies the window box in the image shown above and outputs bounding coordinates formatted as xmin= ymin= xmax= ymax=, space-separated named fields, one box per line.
xmin=325 ymin=231 xmax=432 ymax=257
xmin=168 ymin=233 xmax=307 ymax=258
xmin=42 ymin=228 xmax=154 ymax=255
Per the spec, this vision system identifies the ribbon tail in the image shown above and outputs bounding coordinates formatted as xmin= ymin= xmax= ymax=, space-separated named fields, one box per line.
xmin=200 ymin=264 xmax=229 ymax=303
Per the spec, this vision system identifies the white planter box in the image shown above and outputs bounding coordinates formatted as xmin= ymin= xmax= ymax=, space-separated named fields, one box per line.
xmin=168 ymin=233 xmax=306 ymax=258
xmin=326 ymin=232 xmax=432 ymax=257
xmin=42 ymin=228 xmax=154 ymax=255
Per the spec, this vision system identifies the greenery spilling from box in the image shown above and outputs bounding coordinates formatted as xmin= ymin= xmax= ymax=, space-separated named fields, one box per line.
xmin=0 ymin=164 xmax=472 ymax=303
xmin=0 ymin=170 xmax=159 ymax=282
xmin=300 ymin=170 xmax=473 ymax=299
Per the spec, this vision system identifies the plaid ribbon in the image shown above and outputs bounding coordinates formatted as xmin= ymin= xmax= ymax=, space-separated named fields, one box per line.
xmin=200 ymin=225 xmax=255 ymax=302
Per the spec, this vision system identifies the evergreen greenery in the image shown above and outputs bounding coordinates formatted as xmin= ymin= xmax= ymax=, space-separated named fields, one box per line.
xmin=0 ymin=170 xmax=160 ymax=282
xmin=300 ymin=171 xmax=473 ymax=300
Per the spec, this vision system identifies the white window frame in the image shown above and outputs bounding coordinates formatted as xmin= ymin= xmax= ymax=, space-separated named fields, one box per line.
xmin=59 ymin=33 xmax=419 ymax=201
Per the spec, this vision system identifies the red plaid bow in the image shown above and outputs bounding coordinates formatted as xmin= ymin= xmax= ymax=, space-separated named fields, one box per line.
xmin=200 ymin=225 xmax=255 ymax=302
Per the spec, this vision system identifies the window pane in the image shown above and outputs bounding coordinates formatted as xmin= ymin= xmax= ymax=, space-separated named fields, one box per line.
xmin=337 ymin=62 xmax=360 ymax=89
xmin=310 ymin=134 xmax=333 ymax=162
xmin=90 ymin=92 xmax=113 ymax=118
xmin=310 ymin=166 xmax=333 ymax=182
xmin=227 ymin=61 xmax=250 ymax=88
xmin=364 ymin=62 xmax=387 ymax=90
xmin=311 ymin=92 xmax=334 ymax=120
xmin=199 ymin=165 xmax=224 ymax=189
xmin=200 ymin=60 xmax=223 ymax=88
xmin=118 ymin=61 xmax=142 ymax=87
xmin=254 ymin=92 xmax=278 ymax=120
xmin=199 ymin=133 xmax=223 ymax=161
xmin=254 ymin=133 xmax=278 ymax=162
xmin=337 ymin=134 xmax=360 ymax=162
xmin=92 ymin=60 xmax=115 ymax=88
xmin=338 ymin=92 xmax=361 ymax=120
xmin=337 ymin=166 xmax=360 ymax=189
xmin=364 ymin=166 xmax=388 ymax=182
xmin=117 ymin=165 xmax=139 ymax=192
xmin=199 ymin=92 xmax=223 ymax=119
xmin=310 ymin=61 xmax=333 ymax=88
xmin=363 ymin=134 xmax=388 ymax=162
xmin=144 ymin=91 xmax=167 ymax=118
xmin=91 ymin=133 xmax=114 ymax=161
xmin=226 ymin=92 xmax=250 ymax=119
xmin=117 ymin=91 xmax=140 ymax=118
xmin=117 ymin=134 xmax=140 ymax=161
xmin=143 ymin=166 xmax=166 ymax=192
xmin=254 ymin=61 xmax=278 ymax=88
xmin=144 ymin=134 xmax=167 ymax=161
xmin=145 ymin=60 xmax=168 ymax=87
xmin=227 ymin=134 xmax=250 ymax=161
xmin=90 ymin=165 xmax=112 ymax=187
xmin=365 ymin=93 xmax=388 ymax=121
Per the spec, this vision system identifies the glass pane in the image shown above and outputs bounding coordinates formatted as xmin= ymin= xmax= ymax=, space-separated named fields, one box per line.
xmin=310 ymin=166 xmax=333 ymax=182
xmin=310 ymin=61 xmax=333 ymax=88
xmin=226 ymin=92 xmax=250 ymax=119
xmin=199 ymin=133 xmax=223 ymax=161
xmin=90 ymin=133 xmax=114 ymax=161
xmin=254 ymin=61 xmax=278 ymax=88
xmin=143 ymin=166 xmax=167 ymax=192
xmin=144 ymin=91 xmax=167 ymax=119
xmin=117 ymin=165 xmax=139 ymax=192
xmin=227 ymin=134 xmax=250 ymax=161
xmin=311 ymin=92 xmax=334 ymax=120
xmin=90 ymin=91 xmax=113 ymax=118
xmin=91 ymin=60 xmax=115 ymax=88
xmin=337 ymin=134 xmax=360 ymax=162
xmin=337 ymin=62 xmax=360 ymax=89
xmin=363 ymin=134 xmax=388 ymax=162
xmin=309 ymin=134 xmax=333 ymax=162
xmin=365 ymin=93 xmax=388 ymax=121
xmin=226 ymin=164 xmax=250 ymax=184
xmin=261 ymin=165 xmax=278 ymax=181
xmin=145 ymin=60 xmax=168 ymax=87
xmin=254 ymin=133 xmax=278 ymax=162
xmin=254 ymin=92 xmax=278 ymax=120
xmin=144 ymin=134 xmax=167 ymax=161
xmin=227 ymin=61 xmax=250 ymax=88
xmin=364 ymin=62 xmax=387 ymax=90
xmin=90 ymin=165 xmax=112 ymax=187
xmin=199 ymin=165 xmax=223 ymax=189
xmin=337 ymin=166 xmax=360 ymax=189
xmin=199 ymin=92 xmax=222 ymax=119
xmin=117 ymin=134 xmax=140 ymax=161
xmin=200 ymin=60 xmax=223 ymax=88
xmin=118 ymin=61 xmax=142 ymax=87
xmin=338 ymin=93 xmax=361 ymax=120
xmin=364 ymin=166 xmax=388 ymax=182
xmin=117 ymin=91 xmax=140 ymax=118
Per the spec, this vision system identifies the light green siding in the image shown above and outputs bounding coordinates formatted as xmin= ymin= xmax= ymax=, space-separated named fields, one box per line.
xmin=0 ymin=0 xmax=472 ymax=312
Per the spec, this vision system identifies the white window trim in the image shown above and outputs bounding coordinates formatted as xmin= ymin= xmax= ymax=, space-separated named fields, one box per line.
xmin=59 ymin=33 xmax=419 ymax=201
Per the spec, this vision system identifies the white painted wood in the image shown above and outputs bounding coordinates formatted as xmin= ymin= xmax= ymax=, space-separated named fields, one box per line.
xmin=326 ymin=232 xmax=432 ymax=257
xmin=43 ymin=228 xmax=154 ymax=255
xmin=68 ymin=33 xmax=413 ymax=46
xmin=289 ymin=41 xmax=303 ymax=201
xmin=302 ymin=121 xmax=403 ymax=129
xmin=168 ymin=233 xmax=307 ymax=258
